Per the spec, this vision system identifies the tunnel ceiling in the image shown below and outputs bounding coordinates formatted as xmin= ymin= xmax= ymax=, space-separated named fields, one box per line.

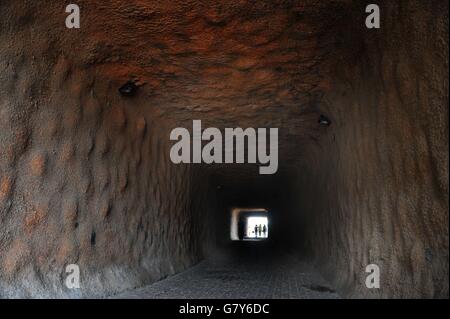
xmin=36 ymin=0 xmax=354 ymax=170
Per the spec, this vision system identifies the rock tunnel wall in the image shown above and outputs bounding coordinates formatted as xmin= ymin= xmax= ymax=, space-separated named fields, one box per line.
xmin=289 ymin=0 xmax=448 ymax=298
xmin=0 ymin=55 xmax=210 ymax=297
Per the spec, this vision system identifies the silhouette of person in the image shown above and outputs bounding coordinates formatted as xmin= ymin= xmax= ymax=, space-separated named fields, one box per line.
xmin=262 ymin=224 xmax=267 ymax=237
xmin=254 ymin=225 xmax=258 ymax=238
xmin=258 ymin=224 xmax=262 ymax=237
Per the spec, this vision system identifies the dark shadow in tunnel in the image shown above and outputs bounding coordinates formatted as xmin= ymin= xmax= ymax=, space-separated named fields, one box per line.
xmin=204 ymin=168 xmax=304 ymax=264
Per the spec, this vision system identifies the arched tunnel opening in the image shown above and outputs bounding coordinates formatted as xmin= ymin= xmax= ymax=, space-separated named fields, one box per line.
xmin=0 ymin=1 xmax=448 ymax=299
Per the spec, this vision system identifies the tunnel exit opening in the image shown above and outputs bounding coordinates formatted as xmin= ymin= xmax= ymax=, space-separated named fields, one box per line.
xmin=230 ymin=208 xmax=269 ymax=241
xmin=246 ymin=216 xmax=269 ymax=239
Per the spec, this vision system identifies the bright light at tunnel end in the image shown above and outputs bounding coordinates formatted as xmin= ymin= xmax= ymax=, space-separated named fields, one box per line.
xmin=230 ymin=208 xmax=269 ymax=241
xmin=246 ymin=217 xmax=269 ymax=239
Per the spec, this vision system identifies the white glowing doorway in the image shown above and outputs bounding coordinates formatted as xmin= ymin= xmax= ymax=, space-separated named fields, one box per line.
xmin=246 ymin=216 xmax=269 ymax=239
xmin=230 ymin=208 xmax=269 ymax=241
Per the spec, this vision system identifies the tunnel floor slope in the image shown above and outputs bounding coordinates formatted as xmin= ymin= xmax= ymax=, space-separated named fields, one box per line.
xmin=111 ymin=254 xmax=340 ymax=299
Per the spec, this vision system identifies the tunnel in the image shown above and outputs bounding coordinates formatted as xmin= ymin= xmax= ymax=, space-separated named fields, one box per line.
xmin=0 ymin=0 xmax=448 ymax=299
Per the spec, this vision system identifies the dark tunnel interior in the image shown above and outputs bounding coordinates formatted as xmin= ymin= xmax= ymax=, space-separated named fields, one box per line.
xmin=0 ymin=0 xmax=448 ymax=298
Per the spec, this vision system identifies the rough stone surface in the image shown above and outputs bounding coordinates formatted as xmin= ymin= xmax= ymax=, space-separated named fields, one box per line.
xmin=0 ymin=33 xmax=209 ymax=296
xmin=0 ymin=0 xmax=448 ymax=298
xmin=113 ymin=253 xmax=340 ymax=299
xmin=287 ymin=0 xmax=449 ymax=298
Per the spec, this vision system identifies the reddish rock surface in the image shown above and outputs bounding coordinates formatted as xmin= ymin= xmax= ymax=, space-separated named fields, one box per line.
xmin=0 ymin=0 xmax=448 ymax=298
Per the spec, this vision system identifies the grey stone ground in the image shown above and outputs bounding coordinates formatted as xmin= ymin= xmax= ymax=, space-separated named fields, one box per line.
xmin=112 ymin=253 xmax=340 ymax=299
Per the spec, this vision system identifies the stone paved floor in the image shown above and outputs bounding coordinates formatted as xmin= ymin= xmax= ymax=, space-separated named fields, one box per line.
xmin=113 ymin=252 xmax=340 ymax=299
